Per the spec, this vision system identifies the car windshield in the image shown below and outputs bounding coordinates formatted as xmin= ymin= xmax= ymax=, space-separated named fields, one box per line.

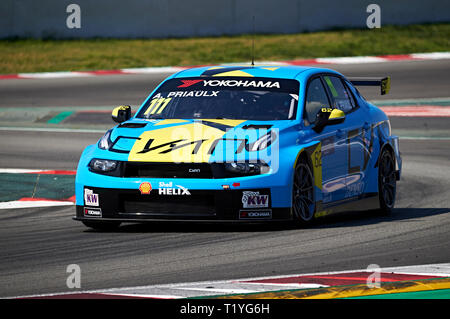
xmin=136 ymin=77 xmax=299 ymax=121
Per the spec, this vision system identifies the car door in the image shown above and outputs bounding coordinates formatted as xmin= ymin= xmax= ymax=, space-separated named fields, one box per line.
xmin=303 ymin=76 xmax=348 ymax=204
xmin=322 ymin=75 xmax=369 ymax=199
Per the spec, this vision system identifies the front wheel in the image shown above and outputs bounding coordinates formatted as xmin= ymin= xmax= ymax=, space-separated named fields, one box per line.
xmin=292 ymin=159 xmax=316 ymax=225
xmin=378 ymin=148 xmax=397 ymax=215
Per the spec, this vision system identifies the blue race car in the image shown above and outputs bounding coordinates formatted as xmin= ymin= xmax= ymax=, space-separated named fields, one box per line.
xmin=74 ymin=65 xmax=401 ymax=230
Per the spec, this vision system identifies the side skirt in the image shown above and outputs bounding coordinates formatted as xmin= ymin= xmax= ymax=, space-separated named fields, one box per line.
xmin=314 ymin=192 xmax=379 ymax=218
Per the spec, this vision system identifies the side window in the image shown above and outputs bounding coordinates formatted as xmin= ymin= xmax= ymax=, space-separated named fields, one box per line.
xmin=344 ymin=79 xmax=362 ymax=104
xmin=304 ymin=77 xmax=331 ymax=124
xmin=323 ymin=76 xmax=355 ymax=113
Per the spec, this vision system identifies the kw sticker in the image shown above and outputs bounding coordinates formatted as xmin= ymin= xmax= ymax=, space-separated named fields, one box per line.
xmin=242 ymin=191 xmax=269 ymax=208
xmin=84 ymin=189 xmax=99 ymax=206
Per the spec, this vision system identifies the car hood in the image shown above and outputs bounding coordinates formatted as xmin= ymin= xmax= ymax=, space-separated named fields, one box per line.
xmin=107 ymin=118 xmax=298 ymax=163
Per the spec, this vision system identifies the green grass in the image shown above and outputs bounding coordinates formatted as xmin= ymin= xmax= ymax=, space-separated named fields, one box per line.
xmin=0 ymin=23 xmax=449 ymax=74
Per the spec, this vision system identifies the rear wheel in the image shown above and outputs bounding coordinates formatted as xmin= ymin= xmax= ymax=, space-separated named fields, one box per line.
xmin=82 ymin=220 xmax=121 ymax=231
xmin=378 ymin=148 xmax=397 ymax=215
xmin=292 ymin=159 xmax=316 ymax=225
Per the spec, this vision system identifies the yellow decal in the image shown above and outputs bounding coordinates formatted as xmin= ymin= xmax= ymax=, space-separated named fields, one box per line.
xmin=207 ymin=66 xmax=225 ymax=70
xmin=112 ymin=105 xmax=129 ymax=117
xmin=212 ymin=70 xmax=254 ymax=77
xmin=144 ymin=98 xmax=172 ymax=115
xmin=381 ymin=76 xmax=391 ymax=95
xmin=128 ymin=120 xmax=245 ymax=163
xmin=310 ymin=143 xmax=322 ymax=190
xmin=261 ymin=67 xmax=279 ymax=71
xmin=328 ymin=109 xmax=345 ymax=119
xmin=154 ymin=119 xmax=189 ymax=126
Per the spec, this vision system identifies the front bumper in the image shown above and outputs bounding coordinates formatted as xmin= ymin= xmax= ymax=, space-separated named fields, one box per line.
xmin=74 ymin=186 xmax=291 ymax=222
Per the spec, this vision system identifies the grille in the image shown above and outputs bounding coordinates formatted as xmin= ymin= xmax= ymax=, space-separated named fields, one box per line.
xmin=123 ymin=162 xmax=214 ymax=178
xmin=121 ymin=193 xmax=215 ymax=215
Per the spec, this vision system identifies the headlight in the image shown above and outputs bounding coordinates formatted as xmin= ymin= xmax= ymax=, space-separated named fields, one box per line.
xmin=89 ymin=159 xmax=118 ymax=172
xmin=249 ymin=131 xmax=277 ymax=152
xmin=224 ymin=161 xmax=270 ymax=175
xmin=98 ymin=130 xmax=113 ymax=150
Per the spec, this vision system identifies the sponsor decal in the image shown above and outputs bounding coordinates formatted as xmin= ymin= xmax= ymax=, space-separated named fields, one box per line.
xmin=203 ymin=79 xmax=280 ymax=89
xmin=167 ymin=91 xmax=219 ymax=98
xmin=158 ymin=182 xmax=191 ymax=195
xmin=84 ymin=188 xmax=99 ymax=206
xmin=239 ymin=210 xmax=272 ymax=219
xmin=139 ymin=182 xmax=152 ymax=195
xmin=84 ymin=207 xmax=102 ymax=217
xmin=178 ymin=79 xmax=203 ymax=88
xmin=189 ymin=168 xmax=201 ymax=173
xmin=242 ymin=191 xmax=269 ymax=208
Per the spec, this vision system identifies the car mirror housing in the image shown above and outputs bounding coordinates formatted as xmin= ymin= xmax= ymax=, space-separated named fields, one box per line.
xmin=313 ymin=108 xmax=345 ymax=133
xmin=327 ymin=109 xmax=345 ymax=124
xmin=112 ymin=105 xmax=131 ymax=123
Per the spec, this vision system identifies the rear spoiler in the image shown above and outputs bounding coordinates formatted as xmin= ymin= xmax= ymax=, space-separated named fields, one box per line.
xmin=348 ymin=76 xmax=391 ymax=95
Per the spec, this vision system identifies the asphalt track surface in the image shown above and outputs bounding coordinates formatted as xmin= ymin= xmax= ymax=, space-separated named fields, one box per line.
xmin=0 ymin=59 xmax=449 ymax=297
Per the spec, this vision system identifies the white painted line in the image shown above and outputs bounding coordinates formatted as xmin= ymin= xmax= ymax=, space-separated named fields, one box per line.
xmin=120 ymin=67 xmax=185 ymax=74
xmin=410 ymin=52 xmax=450 ymax=59
xmin=0 ymin=200 xmax=74 ymax=209
xmin=398 ymin=136 xmax=450 ymax=141
xmin=0 ymin=127 xmax=105 ymax=133
xmin=381 ymin=264 xmax=450 ymax=277
xmin=316 ymin=56 xmax=387 ymax=64
xmin=370 ymin=97 xmax=450 ymax=105
xmin=2 ymin=52 xmax=449 ymax=81
xmin=0 ymin=168 xmax=52 ymax=174
xmin=7 ymin=263 xmax=450 ymax=299
xmin=106 ymin=293 xmax=185 ymax=299
xmin=18 ymin=72 xmax=92 ymax=79
xmin=174 ymin=287 xmax=257 ymax=294
xmin=239 ymin=282 xmax=328 ymax=289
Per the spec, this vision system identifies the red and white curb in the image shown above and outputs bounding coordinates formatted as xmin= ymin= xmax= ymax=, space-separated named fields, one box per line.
xmin=8 ymin=263 xmax=450 ymax=299
xmin=380 ymin=106 xmax=450 ymax=117
xmin=0 ymin=169 xmax=76 ymax=209
xmin=1 ymin=52 xmax=449 ymax=80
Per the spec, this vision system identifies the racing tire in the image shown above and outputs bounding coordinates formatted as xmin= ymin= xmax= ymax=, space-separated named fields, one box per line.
xmin=292 ymin=158 xmax=316 ymax=226
xmin=377 ymin=148 xmax=397 ymax=215
xmin=82 ymin=220 xmax=121 ymax=231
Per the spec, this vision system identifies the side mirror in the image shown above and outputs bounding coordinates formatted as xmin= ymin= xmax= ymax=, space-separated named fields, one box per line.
xmin=112 ymin=105 xmax=131 ymax=123
xmin=313 ymin=108 xmax=345 ymax=133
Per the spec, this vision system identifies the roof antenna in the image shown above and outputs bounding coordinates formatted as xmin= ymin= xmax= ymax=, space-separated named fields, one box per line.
xmin=251 ymin=15 xmax=255 ymax=67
